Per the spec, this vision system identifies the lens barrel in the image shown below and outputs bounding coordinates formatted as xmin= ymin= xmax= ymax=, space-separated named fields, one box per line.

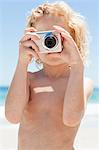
xmin=44 ymin=35 xmax=57 ymax=48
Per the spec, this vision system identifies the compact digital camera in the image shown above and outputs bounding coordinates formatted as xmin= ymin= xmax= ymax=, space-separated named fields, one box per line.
xmin=30 ymin=30 xmax=62 ymax=53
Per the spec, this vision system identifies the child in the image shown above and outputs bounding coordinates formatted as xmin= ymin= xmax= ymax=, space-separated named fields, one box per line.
xmin=5 ymin=1 xmax=93 ymax=150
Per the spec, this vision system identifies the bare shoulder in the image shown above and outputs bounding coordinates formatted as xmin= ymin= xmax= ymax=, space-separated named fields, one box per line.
xmin=84 ymin=77 xmax=94 ymax=99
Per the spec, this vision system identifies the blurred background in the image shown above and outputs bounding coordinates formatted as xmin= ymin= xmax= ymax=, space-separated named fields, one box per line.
xmin=0 ymin=0 xmax=99 ymax=150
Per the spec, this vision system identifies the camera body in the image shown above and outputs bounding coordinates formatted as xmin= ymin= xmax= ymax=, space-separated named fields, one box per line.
xmin=30 ymin=30 xmax=62 ymax=53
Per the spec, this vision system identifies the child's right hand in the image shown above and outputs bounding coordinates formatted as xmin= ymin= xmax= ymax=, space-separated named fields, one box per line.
xmin=18 ymin=27 xmax=40 ymax=67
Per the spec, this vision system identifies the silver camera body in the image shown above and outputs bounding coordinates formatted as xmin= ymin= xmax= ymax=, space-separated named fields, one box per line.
xmin=30 ymin=30 xmax=62 ymax=53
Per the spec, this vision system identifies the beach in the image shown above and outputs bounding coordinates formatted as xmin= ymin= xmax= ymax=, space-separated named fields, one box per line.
xmin=0 ymin=104 xmax=99 ymax=150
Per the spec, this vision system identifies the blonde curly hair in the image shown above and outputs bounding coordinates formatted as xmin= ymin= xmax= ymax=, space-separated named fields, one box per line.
xmin=26 ymin=1 xmax=89 ymax=64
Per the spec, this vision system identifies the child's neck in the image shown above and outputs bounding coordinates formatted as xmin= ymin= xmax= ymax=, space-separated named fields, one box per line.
xmin=43 ymin=63 xmax=70 ymax=79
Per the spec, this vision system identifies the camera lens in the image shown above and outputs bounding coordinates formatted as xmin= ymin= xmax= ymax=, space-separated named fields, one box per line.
xmin=44 ymin=35 xmax=57 ymax=49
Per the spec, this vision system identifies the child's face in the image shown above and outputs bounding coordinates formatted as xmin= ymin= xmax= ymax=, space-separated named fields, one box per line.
xmin=35 ymin=16 xmax=71 ymax=66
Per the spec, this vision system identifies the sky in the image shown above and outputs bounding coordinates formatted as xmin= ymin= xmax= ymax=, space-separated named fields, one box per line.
xmin=0 ymin=0 xmax=99 ymax=87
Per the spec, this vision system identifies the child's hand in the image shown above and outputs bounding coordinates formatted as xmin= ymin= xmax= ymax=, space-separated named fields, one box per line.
xmin=53 ymin=25 xmax=83 ymax=67
xmin=18 ymin=27 xmax=40 ymax=67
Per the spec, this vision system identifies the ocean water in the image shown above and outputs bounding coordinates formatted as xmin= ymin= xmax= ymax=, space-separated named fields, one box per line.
xmin=0 ymin=86 xmax=99 ymax=106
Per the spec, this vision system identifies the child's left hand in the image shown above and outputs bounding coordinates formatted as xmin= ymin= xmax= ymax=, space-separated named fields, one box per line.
xmin=52 ymin=25 xmax=83 ymax=67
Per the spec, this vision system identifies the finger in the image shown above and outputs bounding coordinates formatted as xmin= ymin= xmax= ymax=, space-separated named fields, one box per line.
xmin=53 ymin=25 xmax=71 ymax=36
xmin=62 ymin=32 xmax=80 ymax=54
xmin=61 ymin=32 xmax=71 ymax=42
xmin=19 ymin=33 xmax=40 ymax=43
xmin=61 ymin=32 xmax=76 ymax=51
xmin=26 ymin=32 xmax=40 ymax=40
xmin=53 ymin=26 xmax=78 ymax=50
xmin=24 ymin=27 xmax=37 ymax=34
xmin=61 ymin=32 xmax=74 ymax=45
xmin=24 ymin=46 xmax=40 ymax=60
xmin=22 ymin=40 xmax=39 ymax=53
xmin=53 ymin=26 xmax=73 ymax=44
xmin=53 ymin=25 xmax=76 ymax=48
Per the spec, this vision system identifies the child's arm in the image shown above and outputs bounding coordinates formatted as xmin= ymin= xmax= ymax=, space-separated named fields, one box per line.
xmin=63 ymin=64 xmax=93 ymax=127
xmin=53 ymin=25 xmax=93 ymax=127
xmin=5 ymin=62 xmax=29 ymax=124
xmin=5 ymin=27 xmax=40 ymax=124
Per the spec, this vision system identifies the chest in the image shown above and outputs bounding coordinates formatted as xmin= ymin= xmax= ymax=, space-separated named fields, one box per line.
xmin=28 ymin=78 xmax=68 ymax=113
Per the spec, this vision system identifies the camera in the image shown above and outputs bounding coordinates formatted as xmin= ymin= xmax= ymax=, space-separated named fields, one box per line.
xmin=30 ymin=30 xmax=62 ymax=53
